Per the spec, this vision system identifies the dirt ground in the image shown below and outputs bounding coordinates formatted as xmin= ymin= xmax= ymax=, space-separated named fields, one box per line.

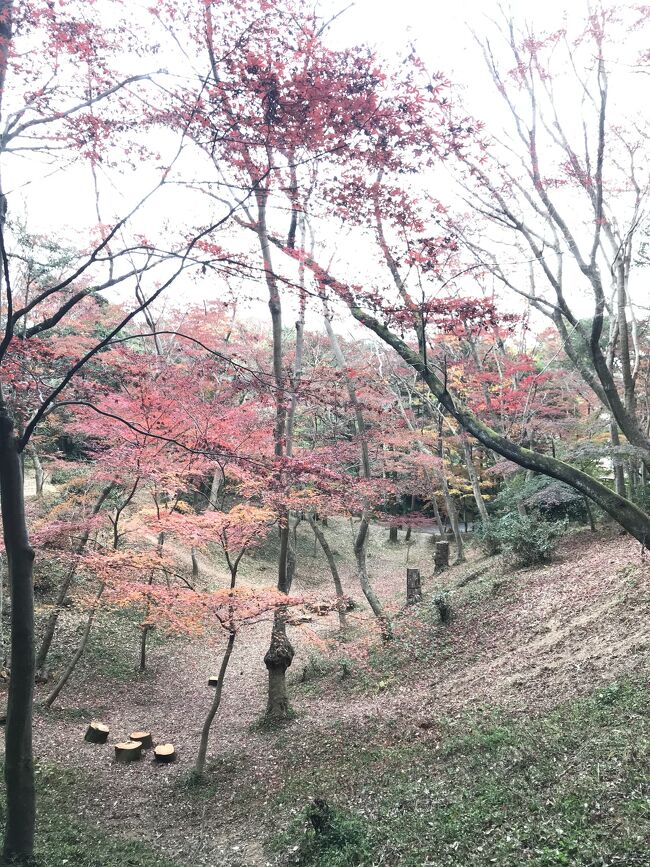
xmin=5 ymin=522 xmax=650 ymax=866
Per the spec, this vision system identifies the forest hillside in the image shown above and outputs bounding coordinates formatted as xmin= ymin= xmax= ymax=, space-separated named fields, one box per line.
xmin=3 ymin=497 xmax=647 ymax=867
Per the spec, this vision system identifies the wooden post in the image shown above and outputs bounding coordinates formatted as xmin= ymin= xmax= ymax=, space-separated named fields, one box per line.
xmin=434 ymin=541 xmax=450 ymax=572
xmin=388 ymin=526 xmax=399 ymax=544
xmin=406 ymin=568 xmax=422 ymax=605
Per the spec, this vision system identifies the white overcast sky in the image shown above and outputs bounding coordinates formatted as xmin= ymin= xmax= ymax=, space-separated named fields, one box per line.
xmin=8 ymin=0 xmax=647 ymax=332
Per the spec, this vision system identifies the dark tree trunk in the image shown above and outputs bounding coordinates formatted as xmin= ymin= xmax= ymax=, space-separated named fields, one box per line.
xmin=264 ymin=610 xmax=295 ymax=722
xmin=0 ymin=399 xmax=36 ymax=864
xmin=388 ymin=525 xmax=398 ymax=544
xmin=43 ymin=583 xmax=104 ymax=708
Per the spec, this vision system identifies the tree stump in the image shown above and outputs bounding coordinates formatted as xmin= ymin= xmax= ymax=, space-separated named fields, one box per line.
xmin=433 ymin=593 xmax=451 ymax=624
xmin=84 ymin=722 xmax=109 ymax=744
xmin=406 ymin=568 xmax=422 ymax=605
xmin=208 ymin=676 xmax=220 ymax=687
xmin=129 ymin=730 xmax=153 ymax=750
xmin=434 ymin=541 xmax=450 ymax=572
xmin=153 ymin=744 xmax=176 ymax=764
xmin=114 ymin=741 xmax=143 ymax=763
xmin=388 ymin=526 xmax=399 ymax=544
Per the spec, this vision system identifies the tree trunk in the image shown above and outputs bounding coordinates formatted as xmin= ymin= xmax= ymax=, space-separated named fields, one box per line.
xmin=43 ymin=583 xmax=104 ymax=708
xmin=388 ymin=525 xmax=399 ymax=544
xmin=462 ymin=436 xmax=489 ymax=523
xmin=264 ymin=610 xmax=295 ymax=722
xmin=29 ymin=447 xmax=44 ymax=498
xmin=439 ymin=471 xmax=464 ymax=562
xmin=308 ymin=515 xmax=347 ymax=632
xmin=431 ymin=498 xmax=445 ymax=538
xmin=610 ymin=421 xmax=627 ymax=498
xmin=354 ymin=516 xmax=392 ymax=641
xmin=36 ymin=483 xmax=113 ymax=675
xmin=194 ymin=629 xmax=236 ymax=777
xmin=0 ymin=398 xmax=36 ymax=864
xmin=208 ymin=466 xmax=224 ymax=509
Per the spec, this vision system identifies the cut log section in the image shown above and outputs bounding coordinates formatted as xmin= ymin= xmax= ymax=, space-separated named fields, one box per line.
xmin=129 ymin=730 xmax=153 ymax=750
xmin=114 ymin=740 xmax=143 ymax=763
xmin=84 ymin=722 xmax=109 ymax=744
xmin=153 ymin=743 xmax=176 ymax=763
xmin=208 ymin=676 xmax=220 ymax=687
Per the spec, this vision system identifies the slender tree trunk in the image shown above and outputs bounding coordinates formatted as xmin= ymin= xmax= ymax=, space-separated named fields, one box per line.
xmin=194 ymin=630 xmax=236 ymax=777
xmin=43 ymin=583 xmax=104 ymax=708
xmin=191 ymin=546 xmax=200 ymax=579
xmin=139 ymin=531 xmax=164 ymax=673
xmin=208 ymin=466 xmax=223 ymax=510
xmin=610 ymin=421 xmax=627 ymax=497
xmin=431 ymin=497 xmax=445 ymax=538
xmin=439 ymin=471 xmax=464 ymax=562
xmin=324 ymin=315 xmax=392 ymax=637
xmin=256 ymin=193 xmax=297 ymax=722
xmin=29 ymin=447 xmax=44 ymax=498
xmin=36 ymin=483 xmax=113 ymax=675
xmin=462 ymin=436 xmax=489 ymax=523
xmin=354 ymin=516 xmax=392 ymax=641
xmin=0 ymin=396 xmax=36 ymax=864
xmin=308 ymin=515 xmax=347 ymax=632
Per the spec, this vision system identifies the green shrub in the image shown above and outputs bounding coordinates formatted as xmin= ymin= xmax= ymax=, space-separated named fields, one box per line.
xmin=476 ymin=514 xmax=566 ymax=566
xmin=474 ymin=519 xmax=503 ymax=555
xmin=278 ymin=800 xmax=371 ymax=866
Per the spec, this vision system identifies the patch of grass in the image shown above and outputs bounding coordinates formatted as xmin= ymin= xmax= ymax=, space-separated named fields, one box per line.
xmin=272 ymin=679 xmax=649 ymax=866
xmin=274 ymin=801 xmax=371 ymax=866
xmin=0 ymin=764 xmax=181 ymax=867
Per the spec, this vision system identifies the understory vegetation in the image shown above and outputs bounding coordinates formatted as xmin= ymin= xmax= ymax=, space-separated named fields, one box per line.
xmin=273 ymin=679 xmax=649 ymax=867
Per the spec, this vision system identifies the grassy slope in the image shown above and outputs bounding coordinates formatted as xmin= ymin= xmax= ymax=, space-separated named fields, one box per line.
xmin=0 ymin=764 xmax=182 ymax=867
xmin=271 ymin=680 xmax=648 ymax=866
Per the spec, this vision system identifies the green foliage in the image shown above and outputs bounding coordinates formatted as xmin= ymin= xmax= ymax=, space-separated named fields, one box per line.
xmin=476 ymin=514 xmax=566 ymax=566
xmin=474 ymin=519 xmax=503 ymax=555
xmin=0 ymin=764 xmax=181 ymax=867
xmin=492 ymin=473 xmax=588 ymax=523
xmin=276 ymin=802 xmax=371 ymax=866
xmin=273 ymin=680 xmax=649 ymax=866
